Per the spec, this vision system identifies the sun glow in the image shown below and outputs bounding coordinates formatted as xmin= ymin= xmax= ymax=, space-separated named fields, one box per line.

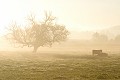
xmin=0 ymin=0 xmax=46 ymax=36
xmin=0 ymin=0 xmax=120 ymax=37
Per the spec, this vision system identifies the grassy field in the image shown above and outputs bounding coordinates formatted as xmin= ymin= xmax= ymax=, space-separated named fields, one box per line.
xmin=0 ymin=50 xmax=120 ymax=80
xmin=0 ymin=40 xmax=120 ymax=80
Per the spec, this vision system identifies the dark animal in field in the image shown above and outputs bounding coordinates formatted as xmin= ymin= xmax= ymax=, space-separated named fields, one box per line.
xmin=98 ymin=53 xmax=108 ymax=57
xmin=92 ymin=50 xmax=102 ymax=56
xmin=92 ymin=50 xmax=108 ymax=57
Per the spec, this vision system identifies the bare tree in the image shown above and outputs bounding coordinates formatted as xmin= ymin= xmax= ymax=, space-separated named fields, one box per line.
xmin=7 ymin=12 xmax=69 ymax=53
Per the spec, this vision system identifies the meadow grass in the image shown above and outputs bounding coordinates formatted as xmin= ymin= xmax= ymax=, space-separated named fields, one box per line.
xmin=0 ymin=51 xmax=120 ymax=80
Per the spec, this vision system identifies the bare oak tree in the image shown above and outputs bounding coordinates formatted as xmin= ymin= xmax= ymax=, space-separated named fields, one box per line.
xmin=7 ymin=12 xmax=69 ymax=53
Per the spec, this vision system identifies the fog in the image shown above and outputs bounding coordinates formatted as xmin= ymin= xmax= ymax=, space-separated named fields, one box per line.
xmin=0 ymin=0 xmax=120 ymax=79
xmin=1 ymin=27 xmax=120 ymax=53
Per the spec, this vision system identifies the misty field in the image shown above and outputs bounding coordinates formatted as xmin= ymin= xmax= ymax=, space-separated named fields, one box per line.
xmin=0 ymin=41 xmax=120 ymax=80
xmin=0 ymin=48 xmax=120 ymax=80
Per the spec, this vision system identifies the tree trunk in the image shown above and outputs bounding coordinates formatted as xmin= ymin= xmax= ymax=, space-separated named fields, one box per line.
xmin=33 ymin=45 xmax=39 ymax=53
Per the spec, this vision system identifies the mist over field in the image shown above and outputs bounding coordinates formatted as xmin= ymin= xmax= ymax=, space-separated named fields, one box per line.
xmin=1 ymin=25 xmax=120 ymax=52
xmin=1 ymin=30 xmax=120 ymax=80
xmin=0 ymin=0 xmax=120 ymax=80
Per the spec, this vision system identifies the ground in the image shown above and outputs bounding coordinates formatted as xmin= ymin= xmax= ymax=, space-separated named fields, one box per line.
xmin=0 ymin=50 xmax=120 ymax=80
xmin=0 ymin=40 xmax=120 ymax=80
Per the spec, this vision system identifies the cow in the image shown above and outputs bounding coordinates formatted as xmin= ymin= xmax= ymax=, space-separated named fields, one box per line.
xmin=92 ymin=50 xmax=108 ymax=57
xmin=98 ymin=53 xmax=108 ymax=57
xmin=92 ymin=50 xmax=102 ymax=56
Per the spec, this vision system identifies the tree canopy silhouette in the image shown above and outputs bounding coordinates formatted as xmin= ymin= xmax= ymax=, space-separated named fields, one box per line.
xmin=7 ymin=12 xmax=69 ymax=53
xmin=92 ymin=32 xmax=108 ymax=42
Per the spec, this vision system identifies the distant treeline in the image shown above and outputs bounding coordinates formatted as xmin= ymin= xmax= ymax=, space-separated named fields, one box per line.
xmin=92 ymin=32 xmax=120 ymax=43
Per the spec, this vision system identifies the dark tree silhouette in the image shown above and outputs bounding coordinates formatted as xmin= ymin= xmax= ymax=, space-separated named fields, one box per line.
xmin=7 ymin=12 xmax=69 ymax=53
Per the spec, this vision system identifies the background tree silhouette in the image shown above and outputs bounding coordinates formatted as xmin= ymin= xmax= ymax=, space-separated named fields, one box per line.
xmin=114 ymin=34 xmax=120 ymax=42
xmin=92 ymin=32 xmax=108 ymax=42
xmin=7 ymin=12 xmax=69 ymax=53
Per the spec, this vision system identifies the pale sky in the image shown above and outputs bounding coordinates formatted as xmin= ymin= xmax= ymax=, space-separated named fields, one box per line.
xmin=0 ymin=0 xmax=120 ymax=36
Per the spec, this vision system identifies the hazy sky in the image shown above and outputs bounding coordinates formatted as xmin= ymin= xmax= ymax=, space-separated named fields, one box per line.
xmin=0 ymin=0 xmax=120 ymax=36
